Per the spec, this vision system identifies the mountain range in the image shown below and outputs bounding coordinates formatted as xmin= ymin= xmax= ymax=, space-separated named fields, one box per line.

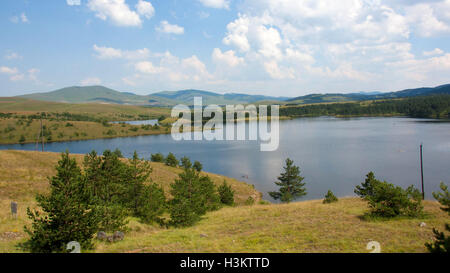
xmin=18 ymin=84 xmax=450 ymax=107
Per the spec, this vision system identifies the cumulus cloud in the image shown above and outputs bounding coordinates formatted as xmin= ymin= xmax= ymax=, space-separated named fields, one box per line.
xmin=136 ymin=0 xmax=155 ymax=19
xmin=93 ymin=45 xmax=150 ymax=60
xmin=212 ymin=48 xmax=244 ymax=67
xmin=87 ymin=0 xmax=155 ymax=27
xmin=0 ymin=66 xmax=40 ymax=83
xmin=198 ymin=0 xmax=230 ymax=9
xmin=155 ymin=21 xmax=184 ymax=34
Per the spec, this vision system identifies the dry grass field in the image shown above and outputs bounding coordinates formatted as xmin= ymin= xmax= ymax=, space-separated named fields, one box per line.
xmin=0 ymin=150 xmax=447 ymax=253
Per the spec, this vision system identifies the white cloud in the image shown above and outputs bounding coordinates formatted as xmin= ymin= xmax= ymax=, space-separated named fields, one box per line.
xmin=423 ymin=48 xmax=444 ymax=56
xmin=135 ymin=61 xmax=162 ymax=74
xmin=10 ymin=13 xmax=29 ymax=24
xmin=4 ymin=52 xmax=22 ymax=60
xmin=80 ymin=77 xmax=102 ymax=86
xmin=87 ymin=0 xmax=143 ymax=27
xmin=93 ymin=45 xmax=150 ymax=60
xmin=136 ymin=0 xmax=154 ymax=19
xmin=0 ymin=66 xmax=18 ymax=75
xmin=223 ymin=15 xmax=251 ymax=52
xmin=212 ymin=48 xmax=244 ymax=67
xmin=198 ymin=0 xmax=230 ymax=9
xmin=0 ymin=66 xmax=40 ymax=82
xmin=155 ymin=21 xmax=184 ymax=34
xmin=67 ymin=0 xmax=81 ymax=6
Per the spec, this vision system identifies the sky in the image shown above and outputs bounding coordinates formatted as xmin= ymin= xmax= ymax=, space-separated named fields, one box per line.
xmin=1 ymin=0 xmax=450 ymax=97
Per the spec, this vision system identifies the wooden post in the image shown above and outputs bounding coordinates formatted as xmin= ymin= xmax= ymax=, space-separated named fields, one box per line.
xmin=420 ymin=144 xmax=425 ymax=200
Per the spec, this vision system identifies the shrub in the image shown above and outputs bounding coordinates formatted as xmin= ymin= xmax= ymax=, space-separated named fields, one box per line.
xmin=218 ymin=180 xmax=235 ymax=206
xmin=165 ymin=152 xmax=179 ymax=167
xmin=245 ymin=196 xmax=255 ymax=206
xmin=151 ymin=153 xmax=165 ymax=163
xmin=323 ymin=190 xmax=338 ymax=204
xmin=355 ymin=172 xmax=423 ymax=218
xmin=19 ymin=135 xmax=26 ymax=144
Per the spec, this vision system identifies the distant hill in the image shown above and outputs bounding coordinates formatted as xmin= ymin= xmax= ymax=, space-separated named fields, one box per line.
xmin=16 ymin=84 xmax=450 ymax=107
xmin=19 ymin=86 xmax=290 ymax=106
xmin=151 ymin=89 xmax=289 ymax=105
xmin=287 ymin=84 xmax=450 ymax=105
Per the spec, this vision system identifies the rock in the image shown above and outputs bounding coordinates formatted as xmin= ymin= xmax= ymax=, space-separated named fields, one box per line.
xmin=97 ymin=231 xmax=107 ymax=241
xmin=200 ymin=234 xmax=208 ymax=238
xmin=113 ymin=231 xmax=124 ymax=242
xmin=419 ymin=222 xmax=427 ymax=227
xmin=107 ymin=236 xmax=114 ymax=243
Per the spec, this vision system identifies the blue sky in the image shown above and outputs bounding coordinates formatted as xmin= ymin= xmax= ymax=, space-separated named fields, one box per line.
xmin=1 ymin=0 xmax=450 ymax=97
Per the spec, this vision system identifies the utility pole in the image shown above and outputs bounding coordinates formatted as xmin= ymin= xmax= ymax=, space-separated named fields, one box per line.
xmin=420 ymin=143 xmax=424 ymax=200
xmin=40 ymin=117 xmax=44 ymax=152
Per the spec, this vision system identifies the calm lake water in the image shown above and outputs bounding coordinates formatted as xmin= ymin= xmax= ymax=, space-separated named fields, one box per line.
xmin=1 ymin=117 xmax=449 ymax=202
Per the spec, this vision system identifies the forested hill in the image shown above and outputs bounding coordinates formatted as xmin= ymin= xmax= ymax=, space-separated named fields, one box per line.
xmin=279 ymin=95 xmax=450 ymax=119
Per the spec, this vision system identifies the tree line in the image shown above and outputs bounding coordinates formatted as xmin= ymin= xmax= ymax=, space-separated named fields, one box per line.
xmin=279 ymin=95 xmax=450 ymax=119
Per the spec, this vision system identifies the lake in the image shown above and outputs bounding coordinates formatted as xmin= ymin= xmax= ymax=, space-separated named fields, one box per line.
xmin=1 ymin=117 xmax=449 ymax=202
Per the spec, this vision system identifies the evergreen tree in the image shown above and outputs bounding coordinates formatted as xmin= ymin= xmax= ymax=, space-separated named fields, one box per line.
xmin=323 ymin=190 xmax=338 ymax=204
xmin=218 ymin=180 xmax=235 ymax=206
xmin=165 ymin=152 xmax=179 ymax=167
xmin=268 ymin=158 xmax=306 ymax=203
xmin=169 ymin=168 xmax=219 ymax=227
xmin=135 ymin=183 xmax=166 ymax=224
xmin=83 ymin=150 xmax=128 ymax=232
xmin=426 ymin=182 xmax=450 ymax=253
xmin=193 ymin=161 xmax=203 ymax=172
xmin=151 ymin=153 xmax=165 ymax=163
xmin=180 ymin=156 xmax=192 ymax=169
xmin=127 ymin=151 xmax=152 ymax=214
xmin=354 ymin=172 xmax=379 ymax=198
xmin=24 ymin=152 xmax=101 ymax=253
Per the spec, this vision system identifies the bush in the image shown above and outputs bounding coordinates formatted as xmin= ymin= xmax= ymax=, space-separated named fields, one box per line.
xmin=218 ymin=180 xmax=235 ymax=206
xmin=323 ymin=190 xmax=338 ymax=204
xmin=151 ymin=153 xmax=165 ymax=163
xmin=165 ymin=153 xmax=179 ymax=167
xmin=245 ymin=196 xmax=255 ymax=206
xmin=19 ymin=135 xmax=26 ymax=144
xmin=355 ymin=172 xmax=423 ymax=218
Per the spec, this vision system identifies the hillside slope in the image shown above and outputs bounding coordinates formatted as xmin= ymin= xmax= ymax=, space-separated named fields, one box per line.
xmin=0 ymin=151 xmax=446 ymax=253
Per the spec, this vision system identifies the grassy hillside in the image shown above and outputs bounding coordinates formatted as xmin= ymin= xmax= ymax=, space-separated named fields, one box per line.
xmin=0 ymin=151 xmax=447 ymax=253
xmin=0 ymin=97 xmax=173 ymax=144
xmin=0 ymin=97 xmax=170 ymax=119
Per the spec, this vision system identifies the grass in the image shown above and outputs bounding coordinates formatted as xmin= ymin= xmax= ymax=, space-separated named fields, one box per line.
xmin=0 ymin=97 xmax=174 ymax=144
xmin=0 ymin=150 xmax=447 ymax=253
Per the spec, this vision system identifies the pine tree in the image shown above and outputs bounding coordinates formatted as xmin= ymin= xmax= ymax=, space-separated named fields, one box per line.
xmin=135 ymin=183 xmax=166 ymax=224
xmin=193 ymin=161 xmax=203 ymax=172
xmin=165 ymin=152 xmax=179 ymax=167
xmin=151 ymin=153 xmax=165 ymax=162
xmin=426 ymin=182 xmax=450 ymax=253
xmin=323 ymin=190 xmax=338 ymax=204
xmin=268 ymin=158 xmax=306 ymax=203
xmin=354 ymin=171 xmax=379 ymax=198
xmin=169 ymin=168 xmax=218 ymax=227
xmin=23 ymin=152 xmax=101 ymax=253
xmin=127 ymin=151 xmax=152 ymax=214
xmin=83 ymin=150 xmax=128 ymax=232
xmin=180 ymin=156 xmax=192 ymax=169
xmin=218 ymin=180 xmax=235 ymax=206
